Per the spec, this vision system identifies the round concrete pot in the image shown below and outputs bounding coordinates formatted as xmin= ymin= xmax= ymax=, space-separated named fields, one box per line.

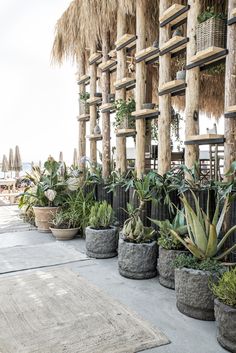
xmin=50 ymin=227 xmax=79 ymax=241
xmin=176 ymin=69 xmax=186 ymax=81
xmin=85 ymin=226 xmax=118 ymax=258
xmin=158 ymin=247 xmax=187 ymax=289
xmin=33 ymin=206 xmax=59 ymax=233
xmin=118 ymin=237 xmax=158 ymax=279
xmin=214 ymin=299 xmax=236 ymax=352
xmin=175 ymin=267 xmax=217 ymax=320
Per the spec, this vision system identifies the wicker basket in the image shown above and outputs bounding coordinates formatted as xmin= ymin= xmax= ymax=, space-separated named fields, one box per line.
xmin=196 ymin=17 xmax=227 ymax=52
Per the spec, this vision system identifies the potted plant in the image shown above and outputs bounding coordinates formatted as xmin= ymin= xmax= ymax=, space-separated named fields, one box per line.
xmin=175 ymin=56 xmax=186 ymax=81
xmin=113 ymin=98 xmax=135 ymax=130
xmin=79 ymin=92 xmax=90 ymax=114
xmin=21 ymin=159 xmax=67 ymax=233
xmin=118 ymin=204 xmax=157 ymax=279
xmin=172 ymin=192 xmax=236 ymax=320
xmin=85 ymin=201 xmax=118 ymax=258
xmin=50 ymin=209 xmax=79 ymax=240
xmin=212 ymin=268 xmax=236 ymax=352
xmin=151 ymin=210 xmax=188 ymax=289
xmin=197 ymin=7 xmax=227 ymax=52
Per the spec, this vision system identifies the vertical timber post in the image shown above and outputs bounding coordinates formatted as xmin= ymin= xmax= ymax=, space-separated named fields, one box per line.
xmin=224 ymin=0 xmax=236 ymax=179
xmin=135 ymin=0 xmax=147 ymax=179
xmin=158 ymin=0 xmax=172 ymax=175
xmin=78 ymin=51 xmax=86 ymax=173
xmin=145 ymin=64 xmax=153 ymax=170
xmin=185 ymin=0 xmax=200 ymax=169
xmin=89 ymin=43 xmax=97 ymax=167
xmin=101 ymin=31 xmax=111 ymax=180
xmin=115 ymin=6 xmax=127 ymax=174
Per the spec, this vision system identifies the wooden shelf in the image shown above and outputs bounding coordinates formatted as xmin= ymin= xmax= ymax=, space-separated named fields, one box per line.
xmin=87 ymin=134 xmax=103 ymax=141
xmin=159 ymin=80 xmax=186 ymax=96
xmin=108 ymin=49 xmax=117 ymax=58
xmin=88 ymin=52 xmax=102 ymax=65
xmin=185 ymin=134 xmax=225 ymax=145
xmin=77 ymin=75 xmax=90 ymax=85
xmin=135 ymin=47 xmax=159 ymax=63
xmin=186 ymin=47 xmax=228 ymax=70
xmin=100 ymin=103 xmax=115 ymax=113
xmin=77 ymin=114 xmax=90 ymax=122
xmin=114 ymin=77 xmax=136 ymax=90
xmin=225 ymin=105 xmax=236 ymax=118
xmin=99 ymin=60 xmax=117 ymax=72
xmin=160 ymin=36 xmax=188 ymax=56
xmin=228 ymin=8 xmax=236 ymax=25
xmin=116 ymin=129 xmax=136 ymax=137
xmin=160 ymin=4 xmax=189 ymax=28
xmin=115 ymin=34 xmax=136 ymax=51
xmin=131 ymin=109 xmax=159 ymax=120
xmin=87 ymin=97 xmax=102 ymax=106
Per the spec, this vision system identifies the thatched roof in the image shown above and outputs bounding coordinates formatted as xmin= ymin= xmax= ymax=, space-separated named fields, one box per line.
xmin=52 ymin=0 xmax=226 ymax=118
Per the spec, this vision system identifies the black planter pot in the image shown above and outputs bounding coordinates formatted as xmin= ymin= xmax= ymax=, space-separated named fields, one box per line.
xmin=113 ymin=185 xmax=129 ymax=225
xmin=96 ymin=183 xmax=113 ymax=206
xmin=129 ymin=187 xmax=152 ymax=226
xmin=214 ymin=299 xmax=236 ymax=353
xmin=183 ymin=188 xmax=215 ymax=221
xmin=227 ymin=192 xmax=236 ymax=262
xmin=83 ymin=184 xmax=96 ymax=199
xmin=151 ymin=191 xmax=179 ymax=230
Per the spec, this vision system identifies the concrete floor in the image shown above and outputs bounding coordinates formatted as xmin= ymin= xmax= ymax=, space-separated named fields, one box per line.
xmin=0 ymin=230 xmax=227 ymax=353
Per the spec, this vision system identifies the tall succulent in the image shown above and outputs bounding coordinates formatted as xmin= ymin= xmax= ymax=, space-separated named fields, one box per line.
xmin=89 ymin=201 xmax=113 ymax=229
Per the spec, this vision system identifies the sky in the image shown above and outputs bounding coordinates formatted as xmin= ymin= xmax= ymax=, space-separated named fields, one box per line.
xmin=0 ymin=0 xmax=78 ymax=164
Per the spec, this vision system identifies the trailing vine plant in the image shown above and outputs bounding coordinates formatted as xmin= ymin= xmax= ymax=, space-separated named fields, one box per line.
xmin=113 ymin=98 xmax=136 ymax=129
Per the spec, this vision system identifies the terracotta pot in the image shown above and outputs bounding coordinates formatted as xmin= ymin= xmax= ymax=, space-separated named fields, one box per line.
xmin=33 ymin=206 xmax=59 ymax=233
xmin=50 ymin=227 xmax=79 ymax=240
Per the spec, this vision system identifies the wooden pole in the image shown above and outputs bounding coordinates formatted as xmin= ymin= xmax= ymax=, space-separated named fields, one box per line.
xmin=135 ymin=0 xmax=147 ymax=179
xmin=224 ymin=0 xmax=236 ymax=179
xmin=115 ymin=6 xmax=127 ymax=174
xmin=78 ymin=51 xmax=86 ymax=173
xmin=185 ymin=0 xmax=200 ymax=169
xmin=145 ymin=64 xmax=153 ymax=170
xmin=89 ymin=43 xmax=97 ymax=167
xmin=101 ymin=31 xmax=111 ymax=181
xmin=158 ymin=0 xmax=172 ymax=175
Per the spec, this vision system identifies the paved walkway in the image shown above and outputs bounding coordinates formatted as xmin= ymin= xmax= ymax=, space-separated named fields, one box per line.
xmin=0 ymin=205 xmax=35 ymax=234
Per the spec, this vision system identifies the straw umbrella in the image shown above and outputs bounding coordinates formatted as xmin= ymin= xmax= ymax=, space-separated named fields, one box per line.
xmin=73 ymin=148 xmax=78 ymax=168
xmin=8 ymin=148 xmax=14 ymax=177
xmin=13 ymin=145 xmax=22 ymax=178
xmin=1 ymin=154 xmax=9 ymax=178
xmin=59 ymin=151 xmax=64 ymax=163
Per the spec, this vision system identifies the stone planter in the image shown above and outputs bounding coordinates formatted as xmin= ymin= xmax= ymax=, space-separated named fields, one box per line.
xmin=176 ymin=69 xmax=186 ymax=81
xmin=158 ymin=247 xmax=187 ymax=289
xmin=33 ymin=206 xmax=59 ymax=233
xmin=142 ymin=103 xmax=155 ymax=110
xmin=85 ymin=226 xmax=118 ymax=258
xmin=118 ymin=237 xmax=158 ymax=279
xmin=175 ymin=267 xmax=217 ymax=320
xmin=113 ymin=185 xmax=129 ymax=225
xmin=214 ymin=299 xmax=236 ymax=353
xmin=49 ymin=227 xmax=79 ymax=241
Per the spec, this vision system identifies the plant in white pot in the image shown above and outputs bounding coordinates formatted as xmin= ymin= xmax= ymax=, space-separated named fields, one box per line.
xmin=118 ymin=204 xmax=157 ymax=279
xmin=151 ymin=209 xmax=188 ymax=289
xmin=212 ymin=268 xmax=236 ymax=352
xmin=172 ymin=192 xmax=236 ymax=320
xmin=50 ymin=209 xmax=80 ymax=240
xmin=85 ymin=201 xmax=118 ymax=258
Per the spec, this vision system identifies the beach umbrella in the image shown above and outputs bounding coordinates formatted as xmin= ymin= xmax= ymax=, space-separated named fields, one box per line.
xmin=73 ymin=148 xmax=78 ymax=167
xmin=13 ymin=145 xmax=22 ymax=177
xmin=8 ymin=148 xmax=14 ymax=177
xmin=59 ymin=151 xmax=63 ymax=163
xmin=1 ymin=154 xmax=9 ymax=178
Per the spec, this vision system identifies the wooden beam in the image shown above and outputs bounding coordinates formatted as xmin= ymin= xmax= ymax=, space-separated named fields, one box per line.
xmin=224 ymin=0 xmax=236 ymax=180
xmin=115 ymin=34 xmax=136 ymax=51
xmin=184 ymin=0 xmax=200 ymax=170
xmin=158 ymin=0 xmax=172 ymax=175
xmin=160 ymin=4 xmax=189 ymax=28
xmin=88 ymin=52 xmax=102 ymax=65
xmin=89 ymin=43 xmax=98 ymax=167
xmin=115 ymin=6 xmax=127 ymax=174
xmin=135 ymin=0 xmax=147 ymax=178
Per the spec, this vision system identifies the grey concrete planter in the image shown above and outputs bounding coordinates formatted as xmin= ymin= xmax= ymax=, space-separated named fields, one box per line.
xmin=214 ymin=299 xmax=236 ymax=352
xmin=85 ymin=226 xmax=118 ymax=259
xmin=158 ymin=247 xmax=187 ymax=289
xmin=175 ymin=268 xmax=216 ymax=320
xmin=118 ymin=237 xmax=158 ymax=279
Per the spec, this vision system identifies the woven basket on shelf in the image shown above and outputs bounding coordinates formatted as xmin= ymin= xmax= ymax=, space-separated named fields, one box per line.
xmin=196 ymin=17 xmax=227 ymax=52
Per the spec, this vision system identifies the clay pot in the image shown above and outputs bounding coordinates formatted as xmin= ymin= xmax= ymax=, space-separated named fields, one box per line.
xmin=33 ymin=206 xmax=59 ymax=233
xmin=50 ymin=227 xmax=79 ymax=240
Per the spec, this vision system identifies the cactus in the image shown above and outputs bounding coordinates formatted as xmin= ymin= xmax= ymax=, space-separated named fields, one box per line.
xmin=89 ymin=201 xmax=113 ymax=229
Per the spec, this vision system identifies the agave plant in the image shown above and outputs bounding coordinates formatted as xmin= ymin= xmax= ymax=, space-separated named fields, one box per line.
xmin=170 ymin=191 xmax=236 ymax=260
xmin=122 ymin=204 xmax=155 ymax=243
xmin=89 ymin=201 xmax=113 ymax=229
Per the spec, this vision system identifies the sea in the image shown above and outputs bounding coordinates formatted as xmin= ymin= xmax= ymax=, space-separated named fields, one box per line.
xmin=0 ymin=162 xmax=32 ymax=179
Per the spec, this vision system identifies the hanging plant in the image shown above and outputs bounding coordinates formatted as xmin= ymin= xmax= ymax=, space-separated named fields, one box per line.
xmin=79 ymin=92 xmax=90 ymax=103
xmin=113 ymin=98 xmax=136 ymax=129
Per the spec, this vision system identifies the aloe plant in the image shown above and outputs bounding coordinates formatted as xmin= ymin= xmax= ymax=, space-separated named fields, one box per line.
xmin=170 ymin=191 xmax=236 ymax=260
xmin=89 ymin=201 xmax=113 ymax=229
